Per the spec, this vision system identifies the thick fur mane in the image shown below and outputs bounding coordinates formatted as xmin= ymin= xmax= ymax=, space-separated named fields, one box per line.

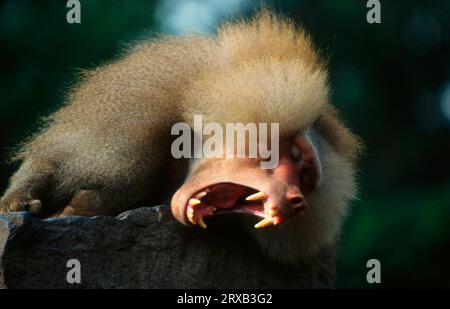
xmin=218 ymin=10 xmax=323 ymax=71
xmin=183 ymin=11 xmax=330 ymax=135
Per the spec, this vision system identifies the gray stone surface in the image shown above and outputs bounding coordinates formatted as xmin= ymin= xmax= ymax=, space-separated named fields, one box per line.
xmin=0 ymin=205 xmax=335 ymax=288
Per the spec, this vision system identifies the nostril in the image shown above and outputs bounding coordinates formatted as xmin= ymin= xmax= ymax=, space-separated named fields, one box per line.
xmin=289 ymin=196 xmax=305 ymax=212
xmin=290 ymin=196 xmax=303 ymax=204
xmin=286 ymin=186 xmax=306 ymax=212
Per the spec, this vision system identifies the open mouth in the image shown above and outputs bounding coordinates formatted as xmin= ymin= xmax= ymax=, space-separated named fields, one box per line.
xmin=185 ymin=182 xmax=284 ymax=229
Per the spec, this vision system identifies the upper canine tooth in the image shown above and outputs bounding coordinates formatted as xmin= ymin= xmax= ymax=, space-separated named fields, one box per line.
xmin=254 ymin=217 xmax=273 ymax=229
xmin=197 ymin=191 xmax=207 ymax=198
xmin=245 ymin=192 xmax=266 ymax=201
xmin=189 ymin=198 xmax=201 ymax=206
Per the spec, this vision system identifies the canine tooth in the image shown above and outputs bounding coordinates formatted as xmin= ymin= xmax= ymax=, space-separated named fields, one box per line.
xmin=189 ymin=198 xmax=201 ymax=206
xmin=187 ymin=213 xmax=195 ymax=224
xmin=188 ymin=214 xmax=195 ymax=225
xmin=197 ymin=191 xmax=207 ymax=198
xmin=254 ymin=217 xmax=273 ymax=229
xmin=197 ymin=217 xmax=207 ymax=229
xmin=245 ymin=192 xmax=266 ymax=201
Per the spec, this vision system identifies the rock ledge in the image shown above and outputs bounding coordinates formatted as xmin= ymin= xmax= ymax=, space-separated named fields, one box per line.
xmin=0 ymin=206 xmax=335 ymax=288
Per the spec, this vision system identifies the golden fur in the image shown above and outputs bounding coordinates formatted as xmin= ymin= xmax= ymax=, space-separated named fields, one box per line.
xmin=0 ymin=11 xmax=362 ymax=263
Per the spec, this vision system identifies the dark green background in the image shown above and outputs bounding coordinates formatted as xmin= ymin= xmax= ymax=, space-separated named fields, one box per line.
xmin=1 ymin=0 xmax=449 ymax=288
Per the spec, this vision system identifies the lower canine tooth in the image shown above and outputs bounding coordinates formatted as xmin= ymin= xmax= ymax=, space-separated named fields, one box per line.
xmin=254 ymin=217 xmax=273 ymax=229
xmin=197 ymin=217 xmax=207 ymax=229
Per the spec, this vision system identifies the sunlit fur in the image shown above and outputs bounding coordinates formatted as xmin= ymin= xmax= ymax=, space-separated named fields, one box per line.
xmin=0 ymin=11 xmax=362 ymax=263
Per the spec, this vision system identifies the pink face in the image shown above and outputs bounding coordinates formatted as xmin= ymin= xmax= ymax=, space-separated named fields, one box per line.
xmin=170 ymin=134 xmax=321 ymax=229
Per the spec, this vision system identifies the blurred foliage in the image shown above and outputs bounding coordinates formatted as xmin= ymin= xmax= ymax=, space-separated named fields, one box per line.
xmin=0 ymin=0 xmax=449 ymax=287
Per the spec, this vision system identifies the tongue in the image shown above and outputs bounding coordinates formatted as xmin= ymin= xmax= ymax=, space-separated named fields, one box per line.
xmin=205 ymin=183 xmax=251 ymax=209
